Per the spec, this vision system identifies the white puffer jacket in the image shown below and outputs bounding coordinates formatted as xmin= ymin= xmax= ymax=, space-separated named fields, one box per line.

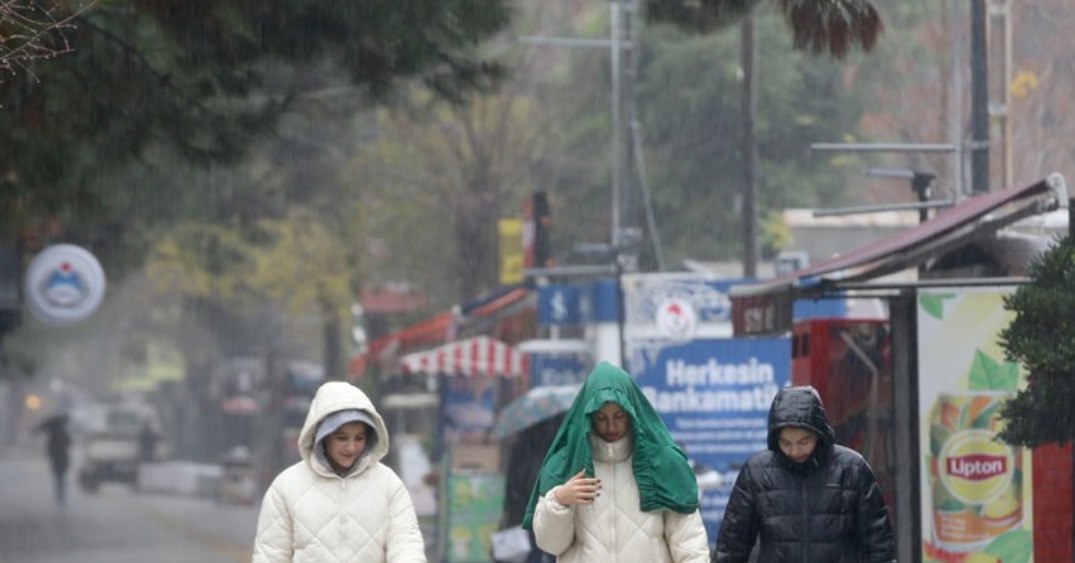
xmin=532 ymin=432 xmax=709 ymax=563
xmin=251 ymin=381 xmax=426 ymax=563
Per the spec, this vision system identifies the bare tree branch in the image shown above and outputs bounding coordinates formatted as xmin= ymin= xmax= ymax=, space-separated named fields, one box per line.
xmin=0 ymin=0 xmax=96 ymax=82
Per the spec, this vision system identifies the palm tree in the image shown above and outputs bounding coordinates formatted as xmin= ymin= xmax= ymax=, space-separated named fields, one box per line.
xmin=644 ymin=0 xmax=883 ymax=60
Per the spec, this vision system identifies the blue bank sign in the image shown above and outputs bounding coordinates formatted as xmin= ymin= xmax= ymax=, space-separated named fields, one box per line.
xmin=529 ymin=354 xmax=589 ymax=388
xmin=537 ymin=284 xmax=582 ymax=325
xmin=629 ymin=337 xmax=790 ymax=541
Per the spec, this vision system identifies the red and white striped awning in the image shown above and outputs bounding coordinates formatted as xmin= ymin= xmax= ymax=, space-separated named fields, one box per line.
xmin=400 ymin=336 xmax=528 ymax=377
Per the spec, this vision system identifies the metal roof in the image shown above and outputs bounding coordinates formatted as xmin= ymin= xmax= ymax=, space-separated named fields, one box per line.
xmin=730 ymin=173 xmax=1068 ymax=336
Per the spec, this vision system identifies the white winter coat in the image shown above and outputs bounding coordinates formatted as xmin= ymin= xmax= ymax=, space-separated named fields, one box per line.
xmin=251 ymin=381 xmax=426 ymax=563
xmin=532 ymin=432 xmax=709 ymax=563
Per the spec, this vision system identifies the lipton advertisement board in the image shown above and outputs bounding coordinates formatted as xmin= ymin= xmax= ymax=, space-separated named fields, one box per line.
xmin=917 ymin=288 xmax=1033 ymax=563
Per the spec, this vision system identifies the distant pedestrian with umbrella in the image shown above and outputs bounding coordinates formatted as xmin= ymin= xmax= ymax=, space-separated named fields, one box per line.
xmin=35 ymin=413 xmax=72 ymax=506
xmin=493 ymin=383 xmax=581 ymax=439
xmin=523 ymin=361 xmax=709 ymax=563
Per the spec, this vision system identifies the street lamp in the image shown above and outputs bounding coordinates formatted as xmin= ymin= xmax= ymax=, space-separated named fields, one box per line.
xmin=865 ymin=167 xmax=937 ymax=224
xmin=811 ymin=168 xmax=951 ymax=220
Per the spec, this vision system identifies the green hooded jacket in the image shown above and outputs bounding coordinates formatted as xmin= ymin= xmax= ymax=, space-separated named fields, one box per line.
xmin=522 ymin=361 xmax=699 ymax=529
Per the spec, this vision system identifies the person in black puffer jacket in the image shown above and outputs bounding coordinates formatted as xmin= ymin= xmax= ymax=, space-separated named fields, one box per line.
xmin=712 ymin=386 xmax=896 ymax=563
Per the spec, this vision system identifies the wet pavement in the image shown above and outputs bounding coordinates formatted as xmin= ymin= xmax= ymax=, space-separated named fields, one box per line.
xmin=0 ymin=445 xmax=259 ymax=563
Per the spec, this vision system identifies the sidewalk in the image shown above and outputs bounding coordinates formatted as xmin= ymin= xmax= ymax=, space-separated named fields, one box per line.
xmin=0 ymin=444 xmax=443 ymax=563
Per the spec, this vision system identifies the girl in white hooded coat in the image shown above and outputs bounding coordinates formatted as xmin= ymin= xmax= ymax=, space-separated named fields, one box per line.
xmin=252 ymin=381 xmax=426 ymax=563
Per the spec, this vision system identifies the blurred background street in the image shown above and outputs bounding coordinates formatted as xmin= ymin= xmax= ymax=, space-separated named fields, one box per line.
xmin=3 ymin=0 xmax=1075 ymax=562
xmin=0 ymin=444 xmax=258 ymax=563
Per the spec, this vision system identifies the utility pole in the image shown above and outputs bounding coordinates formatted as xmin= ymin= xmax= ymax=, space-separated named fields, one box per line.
xmin=519 ymin=6 xmax=635 ymax=267
xmin=740 ymin=15 xmax=759 ymax=278
xmin=988 ymin=0 xmax=1013 ymax=189
xmin=519 ymin=5 xmax=635 ymax=368
xmin=969 ymin=0 xmax=989 ymax=194
xmin=610 ymin=0 xmax=624 ymax=254
xmin=622 ymin=0 xmax=641 ymax=273
xmin=949 ymin=0 xmax=966 ymax=196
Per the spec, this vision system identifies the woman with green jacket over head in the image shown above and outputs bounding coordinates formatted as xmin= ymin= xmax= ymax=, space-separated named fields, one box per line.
xmin=524 ymin=362 xmax=710 ymax=563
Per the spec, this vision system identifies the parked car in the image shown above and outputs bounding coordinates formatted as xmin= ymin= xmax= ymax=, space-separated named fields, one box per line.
xmin=75 ymin=400 xmax=161 ymax=493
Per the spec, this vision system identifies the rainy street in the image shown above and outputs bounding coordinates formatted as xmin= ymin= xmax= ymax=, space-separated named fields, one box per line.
xmin=0 ymin=445 xmax=259 ymax=563
xmin=4 ymin=1 xmax=1075 ymax=563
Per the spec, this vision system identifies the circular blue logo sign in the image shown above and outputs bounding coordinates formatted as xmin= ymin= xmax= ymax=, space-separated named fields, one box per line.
xmin=24 ymin=244 xmax=107 ymax=327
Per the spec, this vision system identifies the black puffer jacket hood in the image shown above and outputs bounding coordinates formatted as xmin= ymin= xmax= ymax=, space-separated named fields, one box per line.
xmin=713 ymin=385 xmax=897 ymax=563
xmin=766 ymin=385 xmax=835 ymax=455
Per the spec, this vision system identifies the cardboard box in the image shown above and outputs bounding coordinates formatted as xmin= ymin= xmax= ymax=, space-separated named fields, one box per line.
xmin=451 ymin=443 xmax=500 ymax=472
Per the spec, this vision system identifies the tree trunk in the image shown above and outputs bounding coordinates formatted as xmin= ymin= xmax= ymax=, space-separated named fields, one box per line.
xmin=319 ymin=287 xmax=343 ymax=380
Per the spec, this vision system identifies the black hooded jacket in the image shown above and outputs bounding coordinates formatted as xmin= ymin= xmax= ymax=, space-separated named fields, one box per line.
xmin=712 ymin=386 xmax=896 ymax=563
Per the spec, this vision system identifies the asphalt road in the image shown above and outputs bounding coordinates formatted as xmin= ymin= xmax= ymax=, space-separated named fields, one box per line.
xmin=0 ymin=446 xmax=260 ymax=563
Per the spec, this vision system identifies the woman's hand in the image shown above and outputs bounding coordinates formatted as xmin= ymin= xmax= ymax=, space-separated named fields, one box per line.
xmin=554 ymin=469 xmax=602 ymax=506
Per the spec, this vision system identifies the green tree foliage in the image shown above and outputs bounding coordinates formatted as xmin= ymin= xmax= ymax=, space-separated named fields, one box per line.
xmin=997 ymin=234 xmax=1075 ymax=447
xmin=0 ymin=0 xmax=510 ymax=238
xmin=143 ymin=208 xmax=353 ymax=377
xmin=534 ymin=9 xmax=866 ymax=267
xmin=343 ymin=86 xmax=549 ymax=305
xmin=640 ymin=20 xmax=863 ymax=262
xmin=131 ymin=94 xmax=371 ymax=374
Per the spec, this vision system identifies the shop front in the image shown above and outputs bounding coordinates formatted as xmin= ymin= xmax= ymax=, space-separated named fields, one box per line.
xmin=730 ymin=174 xmax=1073 ymax=563
xmin=397 ymin=335 xmax=530 ymax=563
